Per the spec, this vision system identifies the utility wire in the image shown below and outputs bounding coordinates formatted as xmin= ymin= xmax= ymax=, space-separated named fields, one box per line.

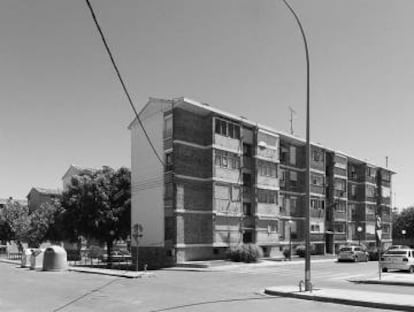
xmin=84 ymin=0 xmax=165 ymax=166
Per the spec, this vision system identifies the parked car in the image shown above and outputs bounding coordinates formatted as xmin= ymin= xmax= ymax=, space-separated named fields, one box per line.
xmin=337 ymin=246 xmax=368 ymax=262
xmin=99 ymin=250 xmax=132 ymax=262
xmin=385 ymin=245 xmax=410 ymax=251
xmin=380 ymin=248 xmax=414 ymax=273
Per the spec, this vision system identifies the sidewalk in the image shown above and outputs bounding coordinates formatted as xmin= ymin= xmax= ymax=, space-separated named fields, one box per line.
xmin=349 ymin=272 xmax=414 ymax=287
xmin=264 ymin=286 xmax=414 ymax=311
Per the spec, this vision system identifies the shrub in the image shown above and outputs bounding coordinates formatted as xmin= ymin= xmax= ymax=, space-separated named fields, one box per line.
xmin=283 ymin=248 xmax=291 ymax=259
xmin=226 ymin=244 xmax=263 ymax=263
xmin=88 ymin=245 xmax=103 ymax=259
xmin=66 ymin=249 xmax=81 ymax=261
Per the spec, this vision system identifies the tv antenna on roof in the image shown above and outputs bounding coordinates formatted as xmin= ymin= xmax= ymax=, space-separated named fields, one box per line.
xmin=289 ymin=106 xmax=296 ymax=135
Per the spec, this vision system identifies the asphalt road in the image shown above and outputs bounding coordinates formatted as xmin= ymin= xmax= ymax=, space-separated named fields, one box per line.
xmin=0 ymin=260 xmax=409 ymax=311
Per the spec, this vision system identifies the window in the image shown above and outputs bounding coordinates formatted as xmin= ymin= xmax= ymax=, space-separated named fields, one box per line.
xmin=257 ymin=189 xmax=278 ymax=204
xmin=228 ymin=123 xmax=234 ymax=138
xmin=290 ymin=197 xmax=297 ymax=214
xmin=243 ymin=230 xmax=253 ymax=243
xmin=280 ymin=169 xmax=286 ymax=181
xmin=351 ymin=184 xmax=357 ymax=197
xmin=366 ymin=224 xmax=375 ymax=234
xmin=215 ymin=185 xmax=230 ymax=200
xmin=382 ymin=171 xmax=391 ymax=182
xmin=334 ymin=179 xmax=346 ymax=191
xmin=349 ymin=165 xmax=357 ymax=179
xmin=367 ymin=167 xmax=377 ymax=178
xmin=243 ymin=173 xmax=252 ymax=187
xmin=311 ymin=199 xmax=325 ymax=209
xmin=334 ymin=223 xmax=345 ymax=233
xmin=164 ymin=115 xmax=173 ymax=137
xmin=311 ymin=174 xmax=324 ymax=186
xmin=267 ymin=222 xmax=278 ymax=234
xmin=279 ymin=195 xmax=285 ymax=212
xmin=243 ymin=203 xmax=252 ymax=216
xmin=243 ymin=143 xmax=252 ymax=157
xmin=290 ymin=171 xmax=298 ymax=186
xmin=280 ymin=169 xmax=286 ymax=186
xmin=366 ymin=185 xmax=376 ymax=198
xmin=165 ymin=153 xmax=173 ymax=171
xmin=289 ymin=146 xmax=296 ymax=165
xmin=215 ymin=150 xmax=240 ymax=169
xmin=280 ymin=146 xmax=288 ymax=162
xmin=334 ymin=156 xmax=347 ymax=169
xmin=367 ymin=205 xmax=375 ymax=217
xmin=164 ymin=183 xmax=173 ymax=199
xmin=382 ymin=187 xmax=391 ymax=198
xmin=310 ymin=224 xmax=321 ymax=232
xmin=215 ymin=118 xmax=240 ymax=139
xmin=336 ymin=201 xmax=346 ymax=212
xmin=312 ymin=150 xmax=321 ymax=162
xmin=258 ymin=132 xmax=278 ymax=147
xmin=231 ymin=186 xmax=240 ymax=202
xmin=258 ymin=161 xmax=277 ymax=178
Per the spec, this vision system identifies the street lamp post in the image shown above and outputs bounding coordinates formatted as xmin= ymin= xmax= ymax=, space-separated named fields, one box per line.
xmin=357 ymin=226 xmax=363 ymax=246
xmin=282 ymin=0 xmax=311 ymax=291
xmin=288 ymin=220 xmax=293 ymax=261
xmin=402 ymin=229 xmax=407 ymax=244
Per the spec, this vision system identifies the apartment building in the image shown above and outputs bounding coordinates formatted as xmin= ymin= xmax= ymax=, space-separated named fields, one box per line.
xmin=129 ymin=97 xmax=394 ymax=267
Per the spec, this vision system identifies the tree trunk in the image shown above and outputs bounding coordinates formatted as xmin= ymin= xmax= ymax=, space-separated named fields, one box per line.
xmin=107 ymin=239 xmax=113 ymax=268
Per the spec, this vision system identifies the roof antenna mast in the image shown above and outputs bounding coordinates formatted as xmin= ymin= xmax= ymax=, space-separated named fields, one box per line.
xmin=289 ymin=106 xmax=296 ymax=135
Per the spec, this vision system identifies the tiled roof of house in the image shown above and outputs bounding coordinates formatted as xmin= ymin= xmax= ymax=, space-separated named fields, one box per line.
xmin=30 ymin=187 xmax=61 ymax=196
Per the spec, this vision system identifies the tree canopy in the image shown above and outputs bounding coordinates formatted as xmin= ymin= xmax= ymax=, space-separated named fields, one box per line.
xmin=392 ymin=207 xmax=414 ymax=240
xmin=60 ymin=166 xmax=131 ymax=254
xmin=0 ymin=200 xmax=30 ymax=244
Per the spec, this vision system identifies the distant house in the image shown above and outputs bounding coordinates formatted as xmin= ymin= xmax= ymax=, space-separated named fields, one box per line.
xmin=62 ymin=164 xmax=98 ymax=191
xmin=0 ymin=197 xmax=27 ymax=209
xmin=27 ymin=187 xmax=61 ymax=213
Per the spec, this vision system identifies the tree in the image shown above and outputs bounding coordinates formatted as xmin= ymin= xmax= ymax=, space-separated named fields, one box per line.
xmin=25 ymin=200 xmax=63 ymax=247
xmin=60 ymin=166 xmax=131 ymax=264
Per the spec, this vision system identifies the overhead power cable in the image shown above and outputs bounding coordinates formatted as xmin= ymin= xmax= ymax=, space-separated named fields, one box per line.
xmin=84 ymin=0 xmax=165 ymax=166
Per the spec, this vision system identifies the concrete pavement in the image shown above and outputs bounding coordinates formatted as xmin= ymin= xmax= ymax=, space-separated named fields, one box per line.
xmin=264 ymin=286 xmax=414 ymax=311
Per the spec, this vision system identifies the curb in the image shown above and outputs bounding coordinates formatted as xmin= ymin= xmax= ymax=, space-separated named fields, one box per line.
xmin=264 ymin=287 xmax=414 ymax=312
xmin=350 ymin=279 xmax=414 ymax=287
xmin=171 ymin=258 xmax=336 ymax=271
xmin=68 ymin=267 xmax=154 ymax=278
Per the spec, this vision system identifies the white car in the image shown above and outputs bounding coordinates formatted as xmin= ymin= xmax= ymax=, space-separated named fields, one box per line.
xmin=380 ymin=249 xmax=414 ymax=273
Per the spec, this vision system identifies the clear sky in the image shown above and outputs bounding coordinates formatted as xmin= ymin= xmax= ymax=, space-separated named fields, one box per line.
xmin=0 ymin=0 xmax=412 ymax=208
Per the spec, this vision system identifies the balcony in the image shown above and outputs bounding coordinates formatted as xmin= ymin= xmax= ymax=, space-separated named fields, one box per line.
xmin=214 ymin=199 xmax=242 ymax=216
xmin=310 ymin=185 xmax=325 ymax=195
xmin=310 ymin=208 xmax=324 ymax=218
